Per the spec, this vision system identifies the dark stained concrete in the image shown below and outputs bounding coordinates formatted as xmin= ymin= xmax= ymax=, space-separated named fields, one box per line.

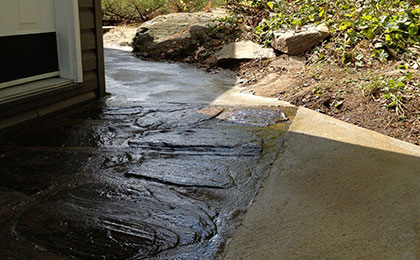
xmin=0 ymin=48 xmax=294 ymax=259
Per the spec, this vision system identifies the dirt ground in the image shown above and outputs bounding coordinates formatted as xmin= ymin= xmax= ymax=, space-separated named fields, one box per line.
xmin=103 ymin=25 xmax=420 ymax=146
xmin=237 ymin=60 xmax=420 ymax=146
xmin=103 ymin=26 xmax=138 ymax=47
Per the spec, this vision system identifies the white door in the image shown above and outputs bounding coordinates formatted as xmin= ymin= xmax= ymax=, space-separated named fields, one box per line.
xmin=0 ymin=0 xmax=56 ymax=36
xmin=0 ymin=0 xmax=59 ymax=90
xmin=0 ymin=0 xmax=83 ymax=103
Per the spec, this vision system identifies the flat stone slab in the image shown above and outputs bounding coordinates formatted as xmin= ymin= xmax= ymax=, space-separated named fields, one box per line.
xmin=216 ymin=41 xmax=276 ymax=62
xmin=0 ymin=104 xmax=292 ymax=259
xmin=217 ymin=107 xmax=288 ymax=127
xmin=0 ymin=47 xmax=296 ymax=259
xmin=272 ymin=24 xmax=330 ymax=55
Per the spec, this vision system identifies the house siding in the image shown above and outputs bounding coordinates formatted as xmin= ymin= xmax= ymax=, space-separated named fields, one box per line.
xmin=80 ymin=0 xmax=106 ymax=97
xmin=0 ymin=0 xmax=105 ymax=133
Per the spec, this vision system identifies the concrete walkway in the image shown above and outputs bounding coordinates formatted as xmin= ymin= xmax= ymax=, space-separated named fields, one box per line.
xmin=223 ymin=107 xmax=420 ymax=259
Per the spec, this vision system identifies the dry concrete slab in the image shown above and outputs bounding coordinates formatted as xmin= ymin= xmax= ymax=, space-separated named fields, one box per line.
xmin=211 ymin=87 xmax=295 ymax=108
xmin=223 ymin=107 xmax=420 ymax=260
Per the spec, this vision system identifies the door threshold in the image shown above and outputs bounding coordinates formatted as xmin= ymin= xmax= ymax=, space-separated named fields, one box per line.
xmin=0 ymin=77 xmax=72 ymax=103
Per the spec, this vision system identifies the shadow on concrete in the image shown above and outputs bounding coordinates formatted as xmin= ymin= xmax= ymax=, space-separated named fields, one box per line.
xmin=224 ymin=131 xmax=420 ymax=259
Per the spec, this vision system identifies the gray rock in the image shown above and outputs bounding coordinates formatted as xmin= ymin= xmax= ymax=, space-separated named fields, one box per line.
xmin=272 ymin=24 xmax=330 ymax=55
xmin=215 ymin=41 xmax=276 ymax=62
xmin=133 ymin=9 xmax=227 ymax=57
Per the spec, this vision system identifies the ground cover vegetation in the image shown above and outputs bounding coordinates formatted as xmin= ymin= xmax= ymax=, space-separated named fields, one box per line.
xmin=225 ymin=0 xmax=420 ymax=64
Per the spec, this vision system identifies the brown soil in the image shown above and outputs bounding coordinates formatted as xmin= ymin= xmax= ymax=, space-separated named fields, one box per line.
xmin=237 ymin=60 xmax=420 ymax=146
xmin=103 ymin=26 xmax=138 ymax=47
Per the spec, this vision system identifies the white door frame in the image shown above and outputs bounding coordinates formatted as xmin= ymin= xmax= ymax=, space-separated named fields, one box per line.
xmin=55 ymin=0 xmax=83 ymax=83
xmin=0 ymin=0 xmax=83 ymax=90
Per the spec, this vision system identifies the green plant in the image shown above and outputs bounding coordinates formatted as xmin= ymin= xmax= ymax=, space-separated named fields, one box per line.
xmin=360 ymin=72 xmax=418 ymax=115
xmin=226 ymin=0 xmax=420 ymax=64
xmin=382 ymin=80 xmax=406 ymax=116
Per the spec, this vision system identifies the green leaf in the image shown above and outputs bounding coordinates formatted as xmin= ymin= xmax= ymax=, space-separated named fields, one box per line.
xmin=408 ymin=23 xmax=419 ymax=37
xmin=412 ymin=8 xmax=420 ymax=15
xmin=292 ymin=19 xmax=303 ymax=25
xmin=386 ymin=101 xmax=396 ymax=108
xmin=361 ymin=15 xmax=373 ymax=21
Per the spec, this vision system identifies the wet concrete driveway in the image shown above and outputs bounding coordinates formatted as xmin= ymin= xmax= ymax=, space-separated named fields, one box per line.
xmin=0 ymin=48 xmax=294 ymax=259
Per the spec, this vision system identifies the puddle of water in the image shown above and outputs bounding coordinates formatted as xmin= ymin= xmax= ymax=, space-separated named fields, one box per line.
xmin=0 ymin=48 xmax=298 ymax=259
xmin=217 ymin=107 xmax=288 ymax=127
xmin=104 ymin=48 xmax=236 ymax=104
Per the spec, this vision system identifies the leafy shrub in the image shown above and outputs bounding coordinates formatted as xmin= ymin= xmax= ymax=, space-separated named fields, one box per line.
xmin=226 ymin=0 xmax=420 ymax=65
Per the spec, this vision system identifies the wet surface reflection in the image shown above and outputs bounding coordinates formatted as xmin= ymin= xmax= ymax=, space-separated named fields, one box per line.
xmin=0 ymin=48 xmax=296 ymax=259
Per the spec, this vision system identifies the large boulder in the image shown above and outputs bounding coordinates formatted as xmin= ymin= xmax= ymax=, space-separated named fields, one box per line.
xmin=215 ymin=41 xmax=276 ymax=62
xmin=133 ymin=9 xmax=227 ymax=58
xmin=272 ymin=24 xmax=330 ymax=55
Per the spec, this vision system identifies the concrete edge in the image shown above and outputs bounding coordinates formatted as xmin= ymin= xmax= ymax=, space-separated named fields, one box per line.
xmin=211 ymin=88 xmax=296 ymax=107
xmin=289 ymin=106 xmax=420 ymax=158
